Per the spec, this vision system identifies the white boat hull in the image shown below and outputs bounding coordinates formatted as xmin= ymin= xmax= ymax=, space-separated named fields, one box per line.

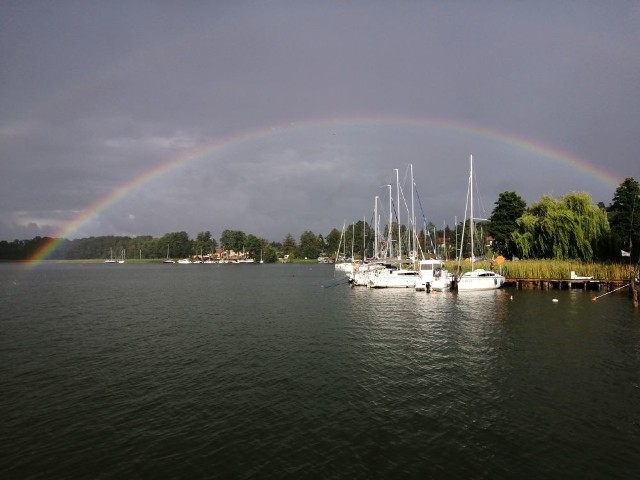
xmin=368 ymin=269 xmax=420 ymax=288
xmin=457 ymin=269 xmax=505 ymax=291
xmin=415 ymin=260 xmax=452 ymax=291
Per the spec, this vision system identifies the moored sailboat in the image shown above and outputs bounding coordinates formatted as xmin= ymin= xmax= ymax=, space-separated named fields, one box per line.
xmin=163 ymin=244 xmax=175 ymax=264
xmin=105 ymin=248 xmax=117 ymax=264
xmin=456 ymin=155 xmax=505 ymax=291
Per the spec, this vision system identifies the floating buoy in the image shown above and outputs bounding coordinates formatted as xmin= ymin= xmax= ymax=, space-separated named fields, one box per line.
xmin=552 ymin=298 xmax=559 ymax=303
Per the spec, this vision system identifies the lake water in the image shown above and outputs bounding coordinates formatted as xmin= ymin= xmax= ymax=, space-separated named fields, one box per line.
xmin=2 ymin=263 xmax=640 ymax=479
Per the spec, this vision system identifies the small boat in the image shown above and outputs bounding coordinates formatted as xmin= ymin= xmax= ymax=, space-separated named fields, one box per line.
xmin=105 ymin=248 xmax=117 ymax=264
xmin=457 ymin=268 xmax=505 ymax=290
xmin=163 ymin=244 xmax=175 ymax=264
xmin=570 ymin=271 xmax=593 ymax=280
xmin=177 ymin=258 xmax=192 ymax=264
xmin=415 ymin=259 xmax=453 ymax=291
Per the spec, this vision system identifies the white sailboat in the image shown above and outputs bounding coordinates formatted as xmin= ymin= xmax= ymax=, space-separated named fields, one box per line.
xmin=456 ymin=155 xmax=505 ymax=291
xmin=334 ymin=221 xmax=354 ymax=273
xmin=105 ymin=248 xmax=117 ymax=264
xmin=163 ymin=244 xmax=175 ymax=263
xmin=366 ymin=167 xmax=420 ymax=288
xmin=117 ymin=248 xmax=125 ymax=263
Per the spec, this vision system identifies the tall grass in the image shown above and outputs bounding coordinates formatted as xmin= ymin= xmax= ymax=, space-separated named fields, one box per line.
xmin=444 ymin=259 xmax=634 ymax=281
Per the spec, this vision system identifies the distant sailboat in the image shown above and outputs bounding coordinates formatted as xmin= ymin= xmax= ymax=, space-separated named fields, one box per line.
xmin=118 ymin=248 xmax=125 ymax=264
xmin=105 ymin=248 xmax=117 ymax=264
xmin=163 ymin=244 xmax=175 ymax=264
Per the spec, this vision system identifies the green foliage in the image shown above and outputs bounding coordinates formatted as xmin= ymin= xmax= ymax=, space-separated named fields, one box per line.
xmin=194 ymin=231 xmax=215 ymax=255
xmin=219 ymin=230 xmax=246 ymax=252
xmin=325 ymin=228 xmax=342 ymax=258
xmin=607 ymin=177 xmax=640 ymax=261
xmin=488 ymin=191 xmax=527 ymax=258
xmin=512 ymin=192 xmax=609 ymax=261
xmin=281 ymin=233 xmax=297 ymax=257
xmin=298 ymin=230 xmax=321 ymax=259
xmin=261 ymin=244 xmax=278 ymax=263
xmin=243 ymin=234 xmax=264 ymax=259
xmin=159 ymin=231 xmax=192 ymax=258
xmin=5 ymin=179 xmax=638 ymax=263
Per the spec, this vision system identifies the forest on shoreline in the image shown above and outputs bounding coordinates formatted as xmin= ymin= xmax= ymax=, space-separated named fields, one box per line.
xmin=2 ymin=178 xmax=639 ymax=264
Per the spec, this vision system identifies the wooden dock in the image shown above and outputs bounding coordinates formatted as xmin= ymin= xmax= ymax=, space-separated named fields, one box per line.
xmin=505 ymin=278 xmax=627 ymax=292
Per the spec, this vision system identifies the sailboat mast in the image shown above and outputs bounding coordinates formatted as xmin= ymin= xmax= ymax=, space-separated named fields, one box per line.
xmin=387 ymin=185 xmax=392 ymax=258
xmin=395 ymin=168 xmax=401 ymax=260
xmin=362 ymin=216 xmax=366 ymax=260
xmin=410 ymin=164 xmax=415 ymax=260
xmin=470 ymin=155 xmax=474 ymax=270
xmin=351 ymin=221 xmax=355 ymax=260
xmin=374 ymin=196 xmax=379 ymax=259
xmin=443 ymin=221 xmax=446 ymax=260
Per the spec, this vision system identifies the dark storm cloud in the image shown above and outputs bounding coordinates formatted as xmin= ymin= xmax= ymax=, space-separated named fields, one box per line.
xmin=1 ymin=1 xmax=639 ymax=242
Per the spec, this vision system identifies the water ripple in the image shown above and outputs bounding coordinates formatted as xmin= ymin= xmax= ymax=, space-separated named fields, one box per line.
xmin=1 ymin=264 xmax=640 ymax=478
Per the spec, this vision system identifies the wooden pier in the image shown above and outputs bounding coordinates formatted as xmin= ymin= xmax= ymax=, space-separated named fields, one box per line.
xmin=505 ymin=277 xmax=627 ymax=292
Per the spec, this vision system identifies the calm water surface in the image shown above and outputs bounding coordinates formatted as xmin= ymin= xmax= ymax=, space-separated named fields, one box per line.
xmin=1 ymin=263 xmax=639 ymax=479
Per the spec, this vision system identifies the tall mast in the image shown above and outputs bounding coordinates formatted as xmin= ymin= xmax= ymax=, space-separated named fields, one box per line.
xmin=410 ymin=164 xmax=415 ymax=260
xmin=443 ymin=221 xmax=446 ymax=260
xmin=363 ymin=216 xmax=366 ymax=260
xmin=395 ymin=168 xmax=401 ymax=260
xmin=374 ymin=195 xmax=379 ymax=259
xmin=387 ymin=184 xmax=392 ymax=258
xmin=470 ymin=155 xmax=474 ymax=270
xmin=351 ymin=221 xmax=355 ymax=260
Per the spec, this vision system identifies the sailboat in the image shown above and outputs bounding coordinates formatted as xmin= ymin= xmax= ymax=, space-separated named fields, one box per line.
xmin=105 ymin=248 xmax=117 ymax=264
xmin=117 ymin=248 xmax=125 ymax=263
xmin=456 ymin=155 xmax=505 ymax=291
xmin=163 ymin=244 xmax=175 ymax=264
xmin=365 ymin=167 xmax=420 ymax=288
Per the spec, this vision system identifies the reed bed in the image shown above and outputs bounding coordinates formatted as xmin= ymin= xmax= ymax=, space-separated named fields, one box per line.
xmin=444 ymin=259 xmax=634 ymax=281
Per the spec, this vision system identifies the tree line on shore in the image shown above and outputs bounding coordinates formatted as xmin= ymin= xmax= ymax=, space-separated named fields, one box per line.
xmin=1 ymin=178 xmax=638 ymax=263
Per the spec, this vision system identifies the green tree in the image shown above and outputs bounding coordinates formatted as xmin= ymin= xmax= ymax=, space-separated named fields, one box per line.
xmin=281 ymin=233 xmax=297 ymax=257
xmin=325 ymin=228 xmax=342 ymax=259
xmin=219 ymin=230 xmax=246 ymax=252
xmin=488 ymin=191 xmax=527 ymax=258
xmin=261 ymin=244 xmax=279 ymax=263
xmin=159 ymin=231 xmax=192 ymax=258
xmin=607 ymin=177 xmax=640 ymax=261
xmin=194 ymin=231 xmax=215 ymax=256
xmin=512 ymin=192 xmax=609 ymax=261
xmin=244 ymin=234 xmax=265 ymax=259
xmin=298 ymin=230 xmax=321 ymax=259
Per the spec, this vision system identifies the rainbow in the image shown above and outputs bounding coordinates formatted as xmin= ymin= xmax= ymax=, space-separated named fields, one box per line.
xmin=24 ymin=113 xmax=623 ymax=266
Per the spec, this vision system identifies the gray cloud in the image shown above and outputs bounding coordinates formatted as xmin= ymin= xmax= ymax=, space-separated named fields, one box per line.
xmin=1 ymin=1 xmax=639 ymax=243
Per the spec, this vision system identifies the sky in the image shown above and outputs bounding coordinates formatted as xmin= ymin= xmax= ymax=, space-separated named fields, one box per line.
xmin=1 ymin=1 xmax=639 ymax=244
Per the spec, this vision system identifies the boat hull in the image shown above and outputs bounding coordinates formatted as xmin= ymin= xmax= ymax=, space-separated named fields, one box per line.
xmin=457 ymin=270 xmax=505 ymax=291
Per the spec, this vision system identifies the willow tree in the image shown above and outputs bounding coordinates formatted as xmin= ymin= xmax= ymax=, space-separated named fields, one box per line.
xmin=512 ymin=192 xmax=609 ymax=260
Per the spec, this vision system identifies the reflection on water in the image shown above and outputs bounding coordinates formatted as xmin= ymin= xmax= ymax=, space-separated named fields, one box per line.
xmin=1 ymin=263 xmax=639 ymax=479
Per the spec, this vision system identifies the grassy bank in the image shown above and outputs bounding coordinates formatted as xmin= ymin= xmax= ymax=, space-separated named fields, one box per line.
xmin=443 ymin=259 xmax=634 ymax=281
